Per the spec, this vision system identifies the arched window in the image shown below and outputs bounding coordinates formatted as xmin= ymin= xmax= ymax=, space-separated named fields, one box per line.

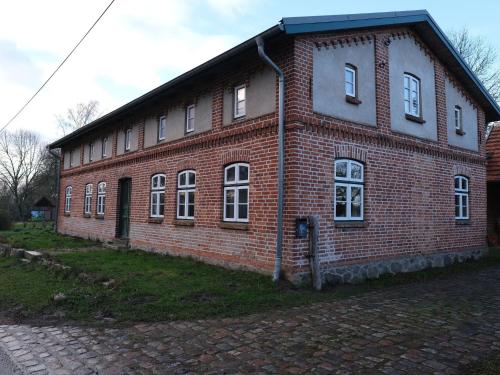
xmin=223 ymin=163 xmax=249 ymax=222
xmin=84 ymin=184 xmax=93 ymax=215
xmin=404 ymin=73 xmax=421 ymax=117
xmin=150 ymin=174 xmax=166 ymax=218
xmin=177 ymin=170 xmax=195 ymax=219
xmin=334 ymin=159 xmax=364 ymax=221
xmin=64 ymin=186 xmax=72 ymax=213
xmin=97 ymin=182 xmax=106 ymax=215
xmin=455 ymin=175 xmax=469 ymax=220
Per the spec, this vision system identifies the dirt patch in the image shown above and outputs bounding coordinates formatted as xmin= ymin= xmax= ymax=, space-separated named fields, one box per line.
xmin=182 ymin=292 xmax=220 ymax=303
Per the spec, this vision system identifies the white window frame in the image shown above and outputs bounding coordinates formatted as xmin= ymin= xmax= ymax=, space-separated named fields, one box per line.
xmin=177 ymin=170 xmax=196 ymax=220
xmin=64 ymin=186 xmax=72 ymax=213
xmin=186 ymin=105 xmax=195 ymax=133
xmin=404 ymin=73 xmax=421 ymax=117
xmin=454 ymin=106 xmax=463 ymax=132
xmin=223 ymin=163 xmax=249 ymax=223
xmin=125 ymin=129 xmax=132 ymax=151
xmin=345 ymin=65 xmax=356 ymax=97
xmin=334 ymin=159 xmax=364 ymax=221
xmin=88 ymin=143 xmax=94 ymax=162
xmin=97 ymin=182 xmax=106 ymax=216
xmin=234 ymin=85 xmax=246 ymax=118
xmin=455 ymin=175 xmax=469 ymax=220
xmin=102 ymin=137 xmax=108 ymax=158
xmin=84 ymin=184 xmax=93 ymax=215
xmin=158 ymin=116 xmax=166 ymax=141
xmin=150 ymin=174 xmax=166 ymax=218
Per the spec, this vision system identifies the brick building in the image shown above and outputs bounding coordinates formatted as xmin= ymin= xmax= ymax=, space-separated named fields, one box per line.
xmin=49 ymin=11 xmax=500 ymax=284
xmin=487 ymin=124 xmax=500 ymax=244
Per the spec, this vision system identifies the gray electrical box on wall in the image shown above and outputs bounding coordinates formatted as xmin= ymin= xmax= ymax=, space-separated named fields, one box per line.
xmin=295 ymin=217 xmax=308 ymax=238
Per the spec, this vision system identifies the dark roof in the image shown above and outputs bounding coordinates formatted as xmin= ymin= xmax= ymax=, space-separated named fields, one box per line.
xmin=49 ymin=10 xmax=500 ymax=149
xmin=33 ymin=197 xmax=55 ymax=208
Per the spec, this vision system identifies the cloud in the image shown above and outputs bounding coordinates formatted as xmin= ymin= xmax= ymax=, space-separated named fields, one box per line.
xmin=0 ymin=40 xmax=42 ymax=87
xmin=0 ymin=0 xmax=258 ymax=142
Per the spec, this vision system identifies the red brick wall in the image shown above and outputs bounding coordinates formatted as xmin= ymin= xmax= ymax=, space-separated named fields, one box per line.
xmin=58 ymin=27 xmax=488 ymax=281
xmin=286 ymin=29 xmax=487 ymax=278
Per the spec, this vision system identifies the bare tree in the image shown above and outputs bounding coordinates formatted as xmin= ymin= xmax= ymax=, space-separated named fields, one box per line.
xmin=0 ymin=130 xmax=46 ymax=219
xmin=57 ymin=100 xmax=101 ymax=135
xmin=449 ymin=28 xmax=500 ymax=101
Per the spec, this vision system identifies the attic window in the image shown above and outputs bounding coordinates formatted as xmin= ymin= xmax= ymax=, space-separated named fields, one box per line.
xmin=455 ymin=106 xmax=464 ymax=135
xmin=125 ymin=129 xmax=132 ymax=151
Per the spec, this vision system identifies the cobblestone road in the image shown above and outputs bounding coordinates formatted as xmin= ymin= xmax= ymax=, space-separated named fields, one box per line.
xmin=1 ymin=267 xmax=500 ymax=374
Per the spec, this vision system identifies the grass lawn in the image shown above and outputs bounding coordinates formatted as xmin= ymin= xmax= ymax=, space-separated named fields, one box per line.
xmin=462 ymin=352 xmax=500 ymax=375
xmin=0 ymin=247 xmax=499 ymax=325
xmin=0 ymin=222 xmax=98 ymax=250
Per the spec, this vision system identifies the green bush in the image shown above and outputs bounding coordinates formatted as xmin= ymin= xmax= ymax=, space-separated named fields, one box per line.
xmin=0 ymin=210 xmax=13 ymax=230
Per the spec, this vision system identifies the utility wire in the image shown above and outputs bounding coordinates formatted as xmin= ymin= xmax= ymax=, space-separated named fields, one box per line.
xmin=0 ymin=0 xmax=116 ymax=134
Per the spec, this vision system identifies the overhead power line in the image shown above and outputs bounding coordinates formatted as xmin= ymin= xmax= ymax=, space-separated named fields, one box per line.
xmin=0 ymin=0 xmax=116 ymax=134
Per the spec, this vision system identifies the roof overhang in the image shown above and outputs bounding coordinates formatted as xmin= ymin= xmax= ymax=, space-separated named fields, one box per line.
xmin=50 ymin=10 xmax=500 ymax=149
xmin=49 ymin=25 xmax=282 ymax=149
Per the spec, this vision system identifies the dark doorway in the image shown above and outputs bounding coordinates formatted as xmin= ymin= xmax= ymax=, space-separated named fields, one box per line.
xmin=117 ymin=178 xmax=132 ymax=239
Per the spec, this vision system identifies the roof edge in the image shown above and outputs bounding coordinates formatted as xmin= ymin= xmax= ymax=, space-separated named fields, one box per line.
xmin=49 ymin=24 xmax=282 ymax=149
xmin=281 ymin=10 xmax=500 ymax=122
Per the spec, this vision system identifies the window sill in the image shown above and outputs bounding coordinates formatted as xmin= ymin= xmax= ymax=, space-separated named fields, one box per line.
xmin=455 ymin=219 xmax=470 ymax=225
xmin=83 ymin=213 xmax=91 ymax=218
xmin=219 ymin=222 xmax=249 ymax=231
xmin=405 ymin=114 xmax=426 ymax=124
xmin=345 ymin=95 xmax=362 ymax=105
xmin=173 ymin=219 xmax=194 ymax=227
xmin=334 ymin=221 xmax=367 ymax=228
xmin=148 ymin=217 xmax=164 ymax=224
xmin=233 ymin=114 xmax=246 ymax=122
xmin=96 ymin=215 xmax=105 ymax=220
xmin=64 ymin=212 xmax=70 ymax=217
xmin=456 ymin=129 xmax=466 ymax=136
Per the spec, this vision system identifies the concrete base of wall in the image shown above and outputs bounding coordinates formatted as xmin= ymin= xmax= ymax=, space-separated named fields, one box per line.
xmin=295 ymin=247 xmax=489 ymax=286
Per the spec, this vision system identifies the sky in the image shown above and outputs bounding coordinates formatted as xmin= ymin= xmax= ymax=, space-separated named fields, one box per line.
xmin=1 ymin=0 xmax=500 ymax=143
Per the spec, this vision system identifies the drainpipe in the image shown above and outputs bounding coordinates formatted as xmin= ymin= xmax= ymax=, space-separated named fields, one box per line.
xmin=256 ymin=36 xmax=285 ymax=283
xmin=47 ymin=148 xmax=61 ymax=233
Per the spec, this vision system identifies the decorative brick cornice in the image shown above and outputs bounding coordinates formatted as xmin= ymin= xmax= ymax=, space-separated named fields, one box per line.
xmin=292 ymin=119 xmax=485 ymax=166
xmin=313 ymin=34 xmax=373 ymax=50
xmin=388 ymin=31 xmax=434 ymax=63
xmin=60 ymin=113 xmax=277 ymax=178
xmin=444 ymin=71 xmax=478 ymax=109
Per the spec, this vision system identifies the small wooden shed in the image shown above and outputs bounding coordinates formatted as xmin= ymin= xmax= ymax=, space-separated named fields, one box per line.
xmin=31 ymin=197 xmax=55 ymax=221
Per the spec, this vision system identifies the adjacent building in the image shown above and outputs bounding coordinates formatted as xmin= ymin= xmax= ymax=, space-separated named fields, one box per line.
xmin=49 ymin=10 xmax=500 ymax=284
xmin=487 ymin=124 xmax=500 ymax=245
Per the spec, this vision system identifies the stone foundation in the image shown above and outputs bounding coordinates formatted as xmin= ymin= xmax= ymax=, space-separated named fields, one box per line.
xmin=296 ymin=247 xmax=489 ymax=286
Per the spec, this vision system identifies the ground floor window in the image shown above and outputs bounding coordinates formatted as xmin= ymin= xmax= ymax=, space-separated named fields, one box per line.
xmin=97 ymin=182 xmax=106 ymax=215
xmin=455 ymin=175 xmax=469 ymax=220
xmin=177 ymin=170 xmax=195 ymax=219
xmin=150 ymin=174 xmax=165 ymax=218
xmin=84 ymin=184 xmax=92 ymax=214
xmin=64 ymin=186 xmax=72 ymax=213
xmin=223 ymin=163 xmax=249 ymax=222
xmin=334 ymin=159 xmax=364 ymax=221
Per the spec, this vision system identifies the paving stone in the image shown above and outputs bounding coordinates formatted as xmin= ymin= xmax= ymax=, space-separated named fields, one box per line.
xmin=2 ymin=267 xmax=500 ymax=374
